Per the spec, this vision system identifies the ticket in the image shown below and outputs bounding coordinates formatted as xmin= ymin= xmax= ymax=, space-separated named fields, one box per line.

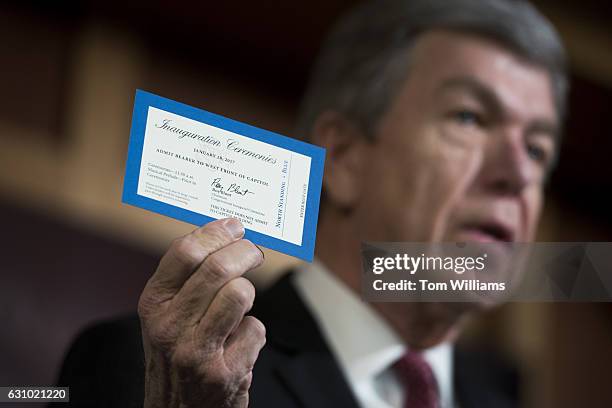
xmin=122 ymin=90 xmax=325 ymax=261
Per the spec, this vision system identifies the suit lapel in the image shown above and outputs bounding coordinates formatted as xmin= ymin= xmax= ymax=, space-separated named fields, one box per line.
xmin=275 ymin=350 xmax=360 ymax=408
xmin=453 ymin=348 xmax=519 ymax=408
xmin=253 ymin=272 xmax=360 ymax=408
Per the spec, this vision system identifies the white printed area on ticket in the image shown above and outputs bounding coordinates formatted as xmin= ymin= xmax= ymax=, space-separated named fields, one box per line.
xmin=138 ymin=107 xmax=311 ymax=246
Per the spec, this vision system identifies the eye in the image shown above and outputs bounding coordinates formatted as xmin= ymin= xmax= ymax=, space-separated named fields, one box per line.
xmin=452 ymin=110 xmax=483 ymax=127
xmin=526 ymin=143 xmax=548 ymax=164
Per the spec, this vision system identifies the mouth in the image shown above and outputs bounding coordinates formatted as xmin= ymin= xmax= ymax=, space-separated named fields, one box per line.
xmin=459 ymin=221 xmax=515 ymax=243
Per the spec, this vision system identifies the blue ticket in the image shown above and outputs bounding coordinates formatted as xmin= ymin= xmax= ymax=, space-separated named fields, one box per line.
xmin=123 ymin=90 xmax=325 ymax=261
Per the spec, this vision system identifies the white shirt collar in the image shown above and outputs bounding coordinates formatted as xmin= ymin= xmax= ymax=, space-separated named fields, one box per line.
xmin=292 ymin=259 xmax=454 ymax=408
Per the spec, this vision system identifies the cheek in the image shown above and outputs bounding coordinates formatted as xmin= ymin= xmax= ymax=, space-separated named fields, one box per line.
xmin=360 ymin=129 xmax=483 ymax=241
xmin=426 ymin=137 xmax=484 ymax=239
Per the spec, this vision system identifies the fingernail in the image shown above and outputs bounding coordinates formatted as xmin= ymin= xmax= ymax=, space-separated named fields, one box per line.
xmin=224 ymin=218 xmax=244 ymax=239
xmin=255 ymin=244 xmax=265 ymax=260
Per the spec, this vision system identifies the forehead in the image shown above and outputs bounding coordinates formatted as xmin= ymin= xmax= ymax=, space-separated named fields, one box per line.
xmin=405 ymin=29 xmax=558 ymax=124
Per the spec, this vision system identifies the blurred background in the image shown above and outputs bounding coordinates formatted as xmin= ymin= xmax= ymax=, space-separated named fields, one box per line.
xmin=0 ymin=0 xmax=610 ymax=407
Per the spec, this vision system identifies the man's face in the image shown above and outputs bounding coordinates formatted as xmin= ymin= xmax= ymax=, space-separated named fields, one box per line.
xmin=354 ymin=29 xmax=559 ymax=246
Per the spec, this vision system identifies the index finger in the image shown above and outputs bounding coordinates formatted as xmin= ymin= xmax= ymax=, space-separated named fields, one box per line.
xmin=145 ymin=218 xmax=245 ymax=299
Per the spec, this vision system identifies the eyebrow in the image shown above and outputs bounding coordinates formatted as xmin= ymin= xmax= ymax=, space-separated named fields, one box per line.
xmin=435 ymin=76 xmax=560 ymax=139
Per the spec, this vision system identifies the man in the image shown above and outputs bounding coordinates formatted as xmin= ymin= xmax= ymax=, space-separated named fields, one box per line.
xmin=54 ymin=0 xmax=567 ymax=407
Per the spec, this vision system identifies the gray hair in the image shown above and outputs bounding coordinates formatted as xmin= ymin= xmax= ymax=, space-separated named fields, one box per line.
xmin=295 ymin=0 xmax=568 ymax=140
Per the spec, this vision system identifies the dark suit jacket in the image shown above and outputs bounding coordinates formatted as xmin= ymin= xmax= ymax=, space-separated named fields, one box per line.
xmin=52 ymin=273 xmax=519 ymax=407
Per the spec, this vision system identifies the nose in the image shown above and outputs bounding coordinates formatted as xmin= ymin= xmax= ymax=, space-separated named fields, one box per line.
xmin=480 ymin=127 xmax=534 ymax=196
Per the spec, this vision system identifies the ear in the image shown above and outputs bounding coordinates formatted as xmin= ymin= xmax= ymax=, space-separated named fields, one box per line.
xmin=310 ymin=111 xmax=369 ymax=210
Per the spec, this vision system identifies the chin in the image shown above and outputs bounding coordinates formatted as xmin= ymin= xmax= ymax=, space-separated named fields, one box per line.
xmin=410 ymin=302 xmax=485 ymax=349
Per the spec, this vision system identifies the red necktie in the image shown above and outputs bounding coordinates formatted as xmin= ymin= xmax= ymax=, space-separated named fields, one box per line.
xmin=393 ymin=351 xmax=439 ymax=408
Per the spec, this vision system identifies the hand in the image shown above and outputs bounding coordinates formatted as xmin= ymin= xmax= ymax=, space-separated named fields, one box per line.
xmin=137 ymin=218 xmax=266 ymax=408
